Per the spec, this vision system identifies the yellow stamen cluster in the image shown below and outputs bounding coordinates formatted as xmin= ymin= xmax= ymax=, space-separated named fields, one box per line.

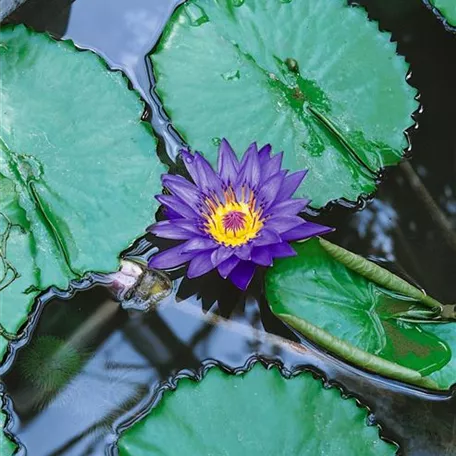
xmin=203 ymin=187 xmax=263 ymax=247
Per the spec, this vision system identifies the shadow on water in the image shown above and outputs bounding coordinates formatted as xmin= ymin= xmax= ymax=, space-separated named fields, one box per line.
xmin=2 ymin=0 xmax=456 ymax=454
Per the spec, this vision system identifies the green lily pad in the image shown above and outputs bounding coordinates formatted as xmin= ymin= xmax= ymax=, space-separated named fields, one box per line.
xmin=0 ymin=409 xmax=16 ymax=456
xmin=151 ymin=0 xmax=418 ymax=209
xmin=0 ymin=25 xmax=163 ymax=355
xmin=117 ymin=363 xmax=396 ymax=455
xmin=430 ymin=0 xmax=456 ymax=27
xmin=265 ymin=239 xmax=455 ymax=389
xmin=424 ymin=324 xmax=456 ymax=388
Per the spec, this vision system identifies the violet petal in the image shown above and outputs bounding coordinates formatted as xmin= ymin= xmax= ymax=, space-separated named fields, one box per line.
xmin=275 ymin=170 xmax=308 ymax=202
xmin=256 ymin=171 xmax=285 ymax=210
xmin=265 ymin=198 xmax=310 ymax=217
xmin=217 ymin=255 xmax=240 ymax=279
xmin=218 ymin=138 xmax=239 ymax=185
xmin=211 ymin=245 xmax=234 ymax=267
xmin=266 ymin=215 xmax=305 ymax=234
xmin=228 ymin=260 xmax=256 ymax=290
xmin=195 ymin=152 xmax=224 ymax=198
xmin=156 ymin=194 xmax=198 ymax=220
xmin=148 ymin=244 xmax=197 ymax=269
xmin=180 ymin=150 xmax=200 ymax=186
xmin=269 ymin=242 xmax=297 ymax=258
xmin=251 ymin=246 xmax=273 ymax=266
xmin=260 ymin=152 xmax=283 ymax=184
xmin=162 ymin=174 xmax=201 ymax=211
xmin=253 ymin=228 xmax=282 ymax=246
xmin=258 ymin=144 xmax=272 ymax=165
xmin=281 ymin=222 xmax=334 ymax=241
xmin=234 ymin=243 xmax=252 ymax=260
xmin=147 ymin=219 xmax=202 ymax=236
xmin=181 ymin=236 xmax=218 ymax=253
xmin=148 ymin=220 xmax=194 ymax=240
xmin=187 ymin=250 xmax=215 ymax=278
xmin=236 ymin=142 xmax=260 ymax=190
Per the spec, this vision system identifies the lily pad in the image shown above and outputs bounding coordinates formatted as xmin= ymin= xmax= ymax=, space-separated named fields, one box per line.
xmin=151 ymin=0 xmax=418 ymax=209
xmin=117 ymin=363 xmax=396 ymax=455
xmin=0 ymin=25 xmax=164 ymax=355
xmin=429 ymin=0 xmax=456 ymax=27
xmin=424 ymin=324 xmax=456 ymax=388
xmin=0 ymin=409 xmax=15 ymax=456
xmin=265 ymin=239 xmax=455 ymax=389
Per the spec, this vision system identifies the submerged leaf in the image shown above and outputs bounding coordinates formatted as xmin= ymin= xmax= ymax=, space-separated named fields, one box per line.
xmin=0 ymin=25 xmax=164 ymax=354
xmin=265 ymin=239 xmax=454 ymax=389
xmin=151 ymin=0 xmax=418 ymax=208
xmin=117 ymin=363 xmax=396 ymax=455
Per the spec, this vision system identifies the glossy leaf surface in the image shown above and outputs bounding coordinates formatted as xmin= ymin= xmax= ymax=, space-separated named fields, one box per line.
xmin=151 ymin=0 xmax=418 ymax=208
xmin=265 ymin=239 xmax=454 ymax=389
xmin=0 ymin=25 xmax=163 ymax=355
xmin=430 ymin=0 xmax=456 ymax=26
xmin=118 ymin=364 xmax=396 ymax=455
xmin=425 ymin=324 xmax=456 ymax=388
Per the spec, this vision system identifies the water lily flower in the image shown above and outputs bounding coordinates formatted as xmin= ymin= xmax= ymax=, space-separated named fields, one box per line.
xmin=148 ymin=139 xmax=333 ymax=290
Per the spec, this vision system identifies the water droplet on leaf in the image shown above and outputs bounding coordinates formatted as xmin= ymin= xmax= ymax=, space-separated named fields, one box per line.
xmin=184 ymin=3 xmax=209 ymax=26
xmin=221 ymin=70 xmax=240 ymax=81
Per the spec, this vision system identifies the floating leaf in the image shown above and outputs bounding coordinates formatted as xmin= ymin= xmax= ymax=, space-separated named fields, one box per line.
xmin=151 ymin=0 xmax=418 ymax=208
xmin=429 ymin=0 xmax=456 ymax=27
xmin=0 ymin=25 xmax=164 ymax=355
xmin=118 ymin=363 xmax=396 ymax=455
xmin=424 ymin=324 xmax=456 ymax=388
xmin=265 ymin=239 xmax=454 ymax=389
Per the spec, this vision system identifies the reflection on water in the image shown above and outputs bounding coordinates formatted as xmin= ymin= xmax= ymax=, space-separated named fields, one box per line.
xmin=2 ymin=282 xmax=456 ymax=456
xmin=2 ymin=0 xmax=456 ymax=454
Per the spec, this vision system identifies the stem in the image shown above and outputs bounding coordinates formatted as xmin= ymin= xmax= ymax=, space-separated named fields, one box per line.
xmin=279 ymin=313 xmax=439 ymax=390
xmin=400 ymin=161 xmax=456 ymax=254
xmin=318 ymin=238 xmax=443 ymax=311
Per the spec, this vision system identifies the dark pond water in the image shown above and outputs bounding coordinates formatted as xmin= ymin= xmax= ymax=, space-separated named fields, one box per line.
xmin=2 ymin=0 xmax=456 ymax=455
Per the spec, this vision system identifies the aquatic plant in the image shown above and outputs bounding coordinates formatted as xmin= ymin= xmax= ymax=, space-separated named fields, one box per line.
xmin=148 ymin=140 xmax=332 ymax=290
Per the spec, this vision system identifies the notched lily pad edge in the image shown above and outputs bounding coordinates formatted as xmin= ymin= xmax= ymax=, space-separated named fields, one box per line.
xmin=0 ymin=274 xmax=109 ymax=455
xmin=422 ymin=0 xmax=456 ymax=31
xmin=0 ymin=275 xmax=99 ymax=370
xmin=0 ymin=23 xmax=167 ymax=351
xmin=148 ymin=0 xmax=421 ymax=215
xmin=1 ymin=395 xmax=19 ymax=455
xmin=111 ymin=355 xmax=399 ymax=454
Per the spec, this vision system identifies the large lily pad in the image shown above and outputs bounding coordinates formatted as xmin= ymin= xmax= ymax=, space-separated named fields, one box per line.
xmin=0 ymin=25 xmax=163 ymax=355
xmin=429 ymin=0 xmax=456 ymax=27
xmin=265 ymin=239 xmax=455 ymax=389
xmin=151 ymin=0 xmax=418 ymax=208
xmin=117 ymin=363 xmax=396 ymax=455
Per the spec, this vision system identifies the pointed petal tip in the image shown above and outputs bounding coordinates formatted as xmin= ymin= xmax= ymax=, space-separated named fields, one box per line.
xmin=228 ymin=261 xmax=256 ymax=290
xmin=180 ymin=149 xmax=194 ymax=163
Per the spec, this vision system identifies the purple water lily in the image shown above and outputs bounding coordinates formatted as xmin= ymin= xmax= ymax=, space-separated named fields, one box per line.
xmin=148 ymin=139 xmax=333 ymax=290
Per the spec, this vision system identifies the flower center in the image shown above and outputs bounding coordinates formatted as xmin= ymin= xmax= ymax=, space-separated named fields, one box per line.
xmin=203 ymin=188 xmax=263 ymax=247
xmin=222 ymin=210 xmax=246 ymax=232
